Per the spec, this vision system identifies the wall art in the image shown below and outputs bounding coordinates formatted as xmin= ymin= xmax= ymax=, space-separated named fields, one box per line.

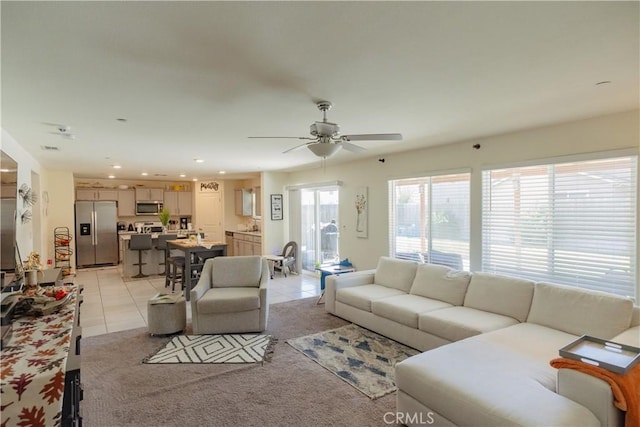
xmin=355 ymin=186 xmax=368 ymax=238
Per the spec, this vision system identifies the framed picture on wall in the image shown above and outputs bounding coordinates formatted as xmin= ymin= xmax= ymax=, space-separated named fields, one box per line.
xmin=355 ymin=186 xmax=368 ymax=238
xmin=271 ymin=194 xmax=283 ymax=220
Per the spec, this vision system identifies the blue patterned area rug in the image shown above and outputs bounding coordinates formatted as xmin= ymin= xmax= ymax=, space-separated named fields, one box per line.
xmin=143 ymin=334 xmax=276 ymax=364
xmin=286 ymin=324 xmax=419 ymax=399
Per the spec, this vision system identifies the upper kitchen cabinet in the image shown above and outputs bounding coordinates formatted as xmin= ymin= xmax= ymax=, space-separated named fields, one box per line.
xmin=163 ymin=191 xmax=192 ymax=216
xmin=254 ymin=186 xmax=262 ymax=217
xmin=118 ymin=190 xmax=136 ymax=216
xmin=135 ymin=188 xmax=164 ymax=202
xmin=76 ymin=189 xmax=118 ymax=201
xmin=235 ymin=189 xmax=253 ymax=216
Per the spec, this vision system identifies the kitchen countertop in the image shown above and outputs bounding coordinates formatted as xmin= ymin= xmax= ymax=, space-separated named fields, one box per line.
xmin=118 ymin=231 xmax=197 ymax=240
xmin=230 ymin=231 xmax=262 ymax=237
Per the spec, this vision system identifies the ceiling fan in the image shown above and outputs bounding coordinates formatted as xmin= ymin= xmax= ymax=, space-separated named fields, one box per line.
xmin=249 ymin=101 xmax=402 ymax=158
xmin=45 ymin=123 xmax=76 ymax=140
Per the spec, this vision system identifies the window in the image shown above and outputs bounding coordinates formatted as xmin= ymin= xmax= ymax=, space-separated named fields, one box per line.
xmin=482 ymin=156 xmax=637 ymax=298
xmin=389 ymin=172 xmax=470 ymax=270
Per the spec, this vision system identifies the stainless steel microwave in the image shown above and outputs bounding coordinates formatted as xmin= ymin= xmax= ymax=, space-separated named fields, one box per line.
xmin=136 ymin=202 xmax=163 ymax=216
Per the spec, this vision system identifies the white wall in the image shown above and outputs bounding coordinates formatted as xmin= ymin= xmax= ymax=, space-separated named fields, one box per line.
xmin=261 ymin=172 xmax=289 ymax=255
xmin=282 ymin=110 xmax=640 ymax=279
xmin=43 ymin=170 xmax=76 ymax=270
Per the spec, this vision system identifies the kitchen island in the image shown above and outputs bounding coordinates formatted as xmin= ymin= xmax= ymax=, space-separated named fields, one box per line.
xmin=119 ymin=231 xmax=198 ymax=278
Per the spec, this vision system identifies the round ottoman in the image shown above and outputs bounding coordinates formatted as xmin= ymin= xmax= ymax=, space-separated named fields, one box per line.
xmin=147 ymin=296 xmax=186 ymax=335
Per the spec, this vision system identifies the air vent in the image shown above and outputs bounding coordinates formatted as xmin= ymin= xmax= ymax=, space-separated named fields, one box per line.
xmin=41 ymin=145 xmax=60 ymax=151
xmin=154 ymin=173 xmax=167 ymax=177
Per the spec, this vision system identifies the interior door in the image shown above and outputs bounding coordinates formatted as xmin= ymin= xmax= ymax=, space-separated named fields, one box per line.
xmin=198 ymin=191 xmax=223 ymax=242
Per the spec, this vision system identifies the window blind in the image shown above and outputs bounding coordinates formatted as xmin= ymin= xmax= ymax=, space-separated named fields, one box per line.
xmin=389 ymin=172 xmax=470 ymax=270
xmin=482 ymin=156 xmax=637 ymax=298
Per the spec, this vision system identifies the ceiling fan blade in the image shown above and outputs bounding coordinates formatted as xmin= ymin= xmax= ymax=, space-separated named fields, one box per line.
xmin=282 ymin=142 xmax=313 ymax=154
xmin=341 ymin=133 xmax=402 ymax=142
xmin=340 ymin=141 xmax=367 ymax=153
xmin=248 ymin=136 xmax=314 ymax=140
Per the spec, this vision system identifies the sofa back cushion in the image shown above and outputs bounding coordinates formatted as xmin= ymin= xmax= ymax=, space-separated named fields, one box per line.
xmin=463 ymin=273 xmax=535 ymax=322
xmin=211 ymin=256 xmax=263 ymax=288
xmin=527 ymin=282 xmax=633 ymax=339
xmin=410 ymin=264 xmax=471 ymax=305
xmin=374 ymin=257 xmax=418 ymax=293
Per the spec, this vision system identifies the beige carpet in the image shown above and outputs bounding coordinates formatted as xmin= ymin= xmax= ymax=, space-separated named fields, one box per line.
xmin=81 ymin=297 xmax=400 ymax=426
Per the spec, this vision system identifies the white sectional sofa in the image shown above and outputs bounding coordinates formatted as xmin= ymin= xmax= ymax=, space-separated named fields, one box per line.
xmin=325 ymin=257 xmax=639 ymax=427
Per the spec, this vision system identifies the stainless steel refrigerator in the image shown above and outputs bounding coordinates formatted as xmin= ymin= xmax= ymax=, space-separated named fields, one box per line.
xmin=75 ymin=201 xmax=118 ymax=267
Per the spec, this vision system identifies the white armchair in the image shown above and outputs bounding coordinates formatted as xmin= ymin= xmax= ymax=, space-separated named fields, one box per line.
xmin=190 ymin=256 xmax=269 ymax=334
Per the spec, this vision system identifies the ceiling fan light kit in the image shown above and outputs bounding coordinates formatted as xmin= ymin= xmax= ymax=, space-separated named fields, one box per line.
xmin=250 ymin=100 xmax=403 ymax=158
xmin=307 ymin=142 xmax=341 ymax=158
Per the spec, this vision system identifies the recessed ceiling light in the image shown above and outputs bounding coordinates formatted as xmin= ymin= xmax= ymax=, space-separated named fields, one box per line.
xmin=113 ymin=165 xmax=122 ymax=169
xmin=192 ymin=178 xmax=198 ymax=181
xmin=194 ymin=159 xmax=204 ymax=163
xmin=219 ymin=171 xmax=226 ymax=174
xmin=179 ymin=173 xmax=186 ymax=178
xmin=141 ymin=172 xmax=148 ymax=176
xmin=108 ymin=175 xmax=115 ymax=179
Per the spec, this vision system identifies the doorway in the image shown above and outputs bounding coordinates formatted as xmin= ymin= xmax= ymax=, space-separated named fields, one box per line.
xmin=300 ymin=187 xmax=339 ymax=271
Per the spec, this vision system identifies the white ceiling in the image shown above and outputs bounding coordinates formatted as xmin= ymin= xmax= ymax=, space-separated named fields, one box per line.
xmin=2 ymin=1 xmax=638 ymax=181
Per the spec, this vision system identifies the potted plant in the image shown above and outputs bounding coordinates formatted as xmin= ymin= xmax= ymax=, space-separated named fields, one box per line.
xmin=158 ymin=207 xmax=171 ymax=232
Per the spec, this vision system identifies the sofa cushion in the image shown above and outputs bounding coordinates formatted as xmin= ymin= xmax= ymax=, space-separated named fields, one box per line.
xmin=197 ymin=287 xmax=260 ymax=314
xmin=336 ymin=284 xmax=405 ymax=312
xmin=371 ymin=294 xmax=452 ymax=328
xmin=396 ymin=323 xmax=598 ymax=426
xmin=528 ymin=282 xmax=634 ymax=339
xmin=418 ymin=306 xmax=519 ymax=341
xmin=373 ymin=256 xmax=418 ymax=293
xmin=211 ymin=256 xmax=263 ymax=288
xmin=612 ymin=326 xmax=640 ymax=347
xmin=463 ymin=273 xmax=534 ymax=322
xmin=409 ymin=263 xmax=471 ymax=305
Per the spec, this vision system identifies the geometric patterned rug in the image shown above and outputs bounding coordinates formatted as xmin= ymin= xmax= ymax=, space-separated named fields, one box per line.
xmin=143 ymin=334 xmax=276 ymax=364
xmin=286 ymin=324 xmax=419 ymax=399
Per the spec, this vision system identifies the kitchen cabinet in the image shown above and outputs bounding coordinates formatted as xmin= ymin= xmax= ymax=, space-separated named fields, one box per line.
xmin=118 ymin=190 xmax=136 ymax=216
xmin=233 ymin=233 xmax=261 ymax=256
xmin=235 ymin=189 xmax=253 ymax=216
xmin=1 ymin=184 xmax=16 ymax=198
xmin=135 ymin=188 xmax=164 ymax=202
xmin=164 ymin=191 xmax=192 ymax=216
xmin=254 ymin=186 xmax=262 ymax=217
xmin=76 ymin=188 xmax=118 ymax=201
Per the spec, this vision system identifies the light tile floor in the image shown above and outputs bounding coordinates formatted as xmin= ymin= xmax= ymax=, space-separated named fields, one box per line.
xmin=72 ymin=266 xmax=322 ymax=338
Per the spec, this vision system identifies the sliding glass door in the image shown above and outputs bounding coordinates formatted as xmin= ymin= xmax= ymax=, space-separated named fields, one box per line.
xmin=300 ymin=187 xmax=339 ymax=271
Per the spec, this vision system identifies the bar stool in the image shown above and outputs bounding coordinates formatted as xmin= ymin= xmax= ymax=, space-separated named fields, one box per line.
xmin=156 ymin=234 xmax=178 ymax=275
xmin=130 ymin=234 xmax=153 ymax=278
xmin=167 ymin=257 xmax=185 ymax=292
